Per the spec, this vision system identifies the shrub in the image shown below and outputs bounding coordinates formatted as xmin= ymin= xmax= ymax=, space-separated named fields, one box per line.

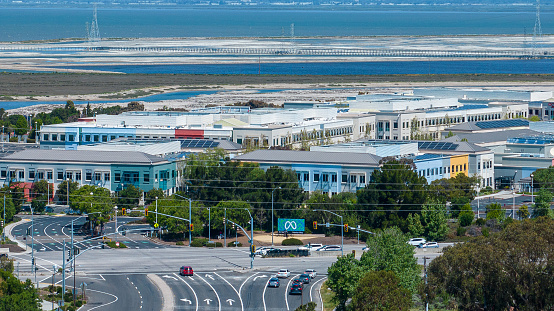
xmin=176 ymin=241 xmax=184 ymax=246
xmin=128 ymin=211 xmax=143 ymax=217
xmin=190 ymin=239 xmax=206 ymax=247
xmin=456 ymin=227 xmax=466 ymax=236
xmin=458 ymin=213 xmax=474 ymax=227
xmin=482 ymin=227 xmax=490 ymax=237
xmin=228 ymin=241 xmax=242 ymax=247
xmin=282 ymin=238 xmax=303 ymax=246
xmin=475 ymin=218 xmax=486 ymax=226
xmin=215 ymin=242 xmax=223 ymax=247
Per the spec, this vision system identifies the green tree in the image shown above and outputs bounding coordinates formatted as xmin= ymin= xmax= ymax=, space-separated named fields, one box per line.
xmin=117 ymin=184 xmax=142 ymax=209
xmin=327 ymin=253 xmax=365 ymax=309
xmin=531 ymin=166 xmax=554 ymax=193
xmin=486 ymin=202 xmax=505 ymax=222
xmin=30 ymin=180 xmax=52 ymax=200
xmin=529 ymin=115 xmax=541 ymax=122
xmin=533 ymin=188 xmax=553 ymax=218
xmin=31 ymin=196 xmax=47 ymax=214
xmin=428 ymin=217 xmax=554 ymax=310
xmin=351 ymin=270 xmax=411 ymax=311
xmin=517 ymin=204 xmax=530 ymax=219
xmin=145 ymin=195 xmax=203 ymax=236
xmin=458 ymin=203 xmax=475 ymax=227
xmin=69 ymin=185 xmax=113 ymax=225
xmin=145 ymin=188 xmax=164 ymax=206
xmin=357 ymin=159 xmax=428 ymax=229
xmin=294 ymin=302 xmax=316 ymax=311
xmin=407 ymin=213 xmax=424 ymax=237
xmin=429 ymin=174 xmax=479 ymax=217
xmin=420 ymin=200 xmax=449 ymax=241
xmin=14 ymin=115 xmax=28 ymax=136
xmin=56 ymin=180 xmax=79 ymax=205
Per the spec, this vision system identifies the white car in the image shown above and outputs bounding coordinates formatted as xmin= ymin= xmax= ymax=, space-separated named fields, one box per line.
xmin=315 ymin=245 xmax=342 ymax=251
xmin=305 ymin=269 xmax=317 ymax=279
xmin=298 ymin=243 xmax=323 ymax=251
xmin=254 ymin=247 xmax=273 ymax=256
xmin=419 ymin=242 xmax=439 ymax=248
xmin=276 ymin=269 xmax=290 ymax=278
xmin=407 ymin=238 xmax=427 ymax=246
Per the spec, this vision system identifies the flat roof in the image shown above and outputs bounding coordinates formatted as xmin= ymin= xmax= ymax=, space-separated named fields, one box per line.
xmin=2 ymin=149 xmax=167 ymax=165
xmin=235 ymin=150 xmax=381 ymax=166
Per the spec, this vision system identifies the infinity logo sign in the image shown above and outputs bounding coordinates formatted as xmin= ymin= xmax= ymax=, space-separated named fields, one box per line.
xmin=284 ymin=221 xmax=298 ymax=231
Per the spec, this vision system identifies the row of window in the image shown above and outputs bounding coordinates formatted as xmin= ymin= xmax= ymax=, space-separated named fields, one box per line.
xmin=477 ymin=160 xmax=493 ymax=170
xmin=297 ymin=172 xmax=366 ymax=184
xmin=418 ymin=164 xmax=467 ymax=178
xmin=41 ymin=133 xmax=176 ymax=142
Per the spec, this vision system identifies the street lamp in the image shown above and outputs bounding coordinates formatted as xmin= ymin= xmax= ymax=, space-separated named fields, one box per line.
xmin=2 ymin=190 xmax=10 ymax=241
xmin=28 ymin=205 xmax=37 ymax=288
xmin=243 ymin=208 xmax=254 ymax=269
xmin=531 ymin=173 xmax=534 ymax=204
xmin=114 ymin=206 xmax=118 ymax=235
xmin=314 ymin=209 xmax=343 ymax=256
xmin=271 ymin=186 xmax=281 ymax=247
xmin=174 ymin=193 xmax=192 ymax=247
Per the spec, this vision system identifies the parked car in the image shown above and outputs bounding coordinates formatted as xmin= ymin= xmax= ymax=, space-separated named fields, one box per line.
xmin=254 ymin=247 xmax=273 ymax=256
xmin=180 ymin=266 xmax=193 ymax=276
xmin=298 ymin=243 xmax=323 ymax=251
xmin=298 ymin=274 xmax=311 ymax=284
xmin=267 ymin=277 xmax=280 ymax=288
xmin=289 ymin=283 xmax=303 ymax=295
xmin=419 ymin=242 xmax=439 ymax=248
xmin=315 ymin=245 xmax=342 ymax=251
xmin=304 ymin=269 xmax=317 ymax=279
xmin=408 ymin=238 xmax=427 ymax=246
xmin=276 ymin=269 xmax=291 ymax=278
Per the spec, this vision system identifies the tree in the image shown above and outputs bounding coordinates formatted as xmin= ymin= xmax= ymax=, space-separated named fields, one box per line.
xmin=458 ymin=203 xmax=475 ymax=227
xmin=531 ymin=166 xmax=554 ymax=193
xmin=56 ymin=180 xmax=79 ymax=205
xmin=533 ymin=188 xmax=553 ymax=218
xmin=351 ymin=270 xmax=411 ymax=311
xmin=30 ymin=180 xmax=52 ymax=200
xmin=420 ymin=200 xmax=448 ymax=241
xmin=327 ymin=253 xmax=365 ymax=310
xmin=69 ymin=185 xmax=113 ymax=225
xmin=31 ymin=196 xmax=47 ymax=214
xmin=407 ymin=213 xmax=424 ymax=237
xmin=14 ymin=115 xmax=28 ymax=136
xmin=117 ymin=184 xmax=142 ymax=209
xmin=429 ymin=174 xmax=479 ymax=217
xmin=357 ymin=160 xmax=428 ymax=229
xmin=145 ymin=188 xmax=164 ymax=206
xmin=517 ymin=204 xmax=530 ymax=219
xmin=529 ymin=115 xmax=541 ymax=122
xmin=486 ymin=202 xmax=505 ymax=222
xmin=428 ymin=217 xmax=554 ymax=310
xmin=145 ymin=195 xmax=203 ymax=236
xmin=0 ymin=258 xmax=41 ymax=311
xmin=294 ymin=302 xmax=316 ymax=311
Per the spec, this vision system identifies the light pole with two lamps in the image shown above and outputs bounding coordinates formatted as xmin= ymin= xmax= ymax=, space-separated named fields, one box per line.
xmin=271 ymin=186 xmax=281 ymax=247
xmin=173 ymin=193 xmax=192 ymax=247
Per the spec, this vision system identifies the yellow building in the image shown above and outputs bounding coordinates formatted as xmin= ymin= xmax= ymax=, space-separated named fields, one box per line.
xmin=449 ymin=154 xmax=469 ymax=177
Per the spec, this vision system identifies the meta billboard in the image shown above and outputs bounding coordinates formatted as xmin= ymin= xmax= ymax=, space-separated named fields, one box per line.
xmin=278 ymin=218 xmax=305 ymax=233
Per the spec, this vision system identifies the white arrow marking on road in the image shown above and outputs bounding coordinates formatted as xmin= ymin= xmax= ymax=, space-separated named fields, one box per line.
xmin=180 ymin=298 xmax=192 ymax=304
xmin=204 ymin=298 xmax=212 ymax=305
xmin=253 ymin=275 xmax=267 ymax=281
xmin=226 ymin=299 xmax=235 ymax=306
xmin=205 ymin=274 xmax=215 ymax=280
xmin=162 ymin=275 xmax=177 ymax=281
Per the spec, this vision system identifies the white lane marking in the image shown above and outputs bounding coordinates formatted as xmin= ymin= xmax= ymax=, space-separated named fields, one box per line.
xmin=226 ymin=299 xmax=235 ymax=306
xmin=43 ymin=222 xmax=60 ymax=244
xmin=162 ymin=275 xmax=177 ymax=281
xmin=11 ymin=255 xmax=56 ymax=273
xmin=309 ymin=277 xmax=326 ymax=302
xmin=238 ymin=272 xmax=259 ymax=297
xmin=205 ymin=274 xmax=215 ymax=281
xmin=253 ymin=275 xmax=267 ymax=281
xmin=262 ymin=276 xmax=269 ymax=311
xmin=86 ymin=288 xmax=119 ymax=311
xmin=285 ymin=274 xmax=301 ymax=311
xmin=214 ymin=272 xmax=244 ymax=311
xmin=174 ymin=273 xmax=198 ymax=311
xmin=204 ymin=298 xmax=213 ymax=305
xmin=181 ymin=298 xmax=192 ymax=304
xmin=197 ymin=274 xmax=221 ymax=311
xmin=318 ymin=277 xmax=327 ymax=311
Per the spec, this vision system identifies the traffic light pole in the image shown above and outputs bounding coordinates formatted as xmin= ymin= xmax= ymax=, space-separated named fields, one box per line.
xmin=173 ymin=194 xmax=192 ymax=247
xmin=314 ymin=210 xmax=343 ymax=256
xmin=225 ymin=216 xmax=254 ymax=269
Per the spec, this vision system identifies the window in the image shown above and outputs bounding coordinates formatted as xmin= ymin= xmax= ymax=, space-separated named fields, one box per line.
xmin=342 ymin=174 xmax=348 ymax=183
xmin=155 ymin=173 xmax=158 ymax=182
xmin=29 ymin=170 xmax=35 ymax=180
xmin=440 ymin=167 xmax=442 ymax=174
xmin=58 ymin=171 xmax=64 ymax=180
xmin=115 ymin=172 xmax=121 ymax=183
xmin=37 ymin=171 xmax=44 ymax=180
xmin=18 ymin=171 xmax=24 ymax=179
xmin=431 ymin=168 xmax=434 ymax=176
xmin=104 ymin=173 xmax=110 ymax=182
xmin=0 ymin=170 xmax=6 ymax=179
xmin=322 ymin=174 xmax=329 ymax=182
xmin=93 ymin=135 xmax=99 ymax=142
xmin=360 ymin=175 xmax=366 ymax=184
xmin=110 ymin=135 xmax=116 ymax=140
xmin=94 ymin=172 xmax=101 ymax=181
xmin=464 ymin=164 xmax=466 ymax=171
xmin=237 ymin=138 xmax=243 ymax=144
xmin=313 ymin=174 xmax=320 ymax=182
xmin=86 ymin=172 xmax=92 ymax=181
xmin=47 ymin=171 xmax=53 ymax=180
xmin=427 ymin=168 xmax=430 ymax=176
xmin=331 ymin=174 xmax=337 ymax=183
xmin=60 ymin=134 xmax=66 ymax=141
xmin=303 ymin=173 xmax=309 ymax=182
xmin=144 ymin=173 xmax=150 ymax=183
xmin=66 ymin=172 xmax=73 ymax=180
xmin=43 ymin=134 xmax=49 ymax=141
xmin=350 ymin=175 xmax=357 ymax=183
xmin=393 ymin=122 xmax=398 ymax=129
xmin=478 ymin=162 xmax=481 ymax=170
xmin=448 ymin=166 xmax=450 ymax=173
xmin=102 ymin=135 xmax=108 ymax=142
xmin=69 ymin=134 xmax=74 ymax=142
xmin=52 ymin=134 xmax=58 ymax=141
xmin=75 ymin=172 xmax=81 ymax=181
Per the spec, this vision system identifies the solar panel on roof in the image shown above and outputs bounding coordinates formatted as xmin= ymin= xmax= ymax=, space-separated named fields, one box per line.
xmin=476 ymin=119 xmax=528 ymax=129
xmin=180 ymin=139 xmax=220 ymax=149
xmin=418 ymin=141 xmax=457 ymax=150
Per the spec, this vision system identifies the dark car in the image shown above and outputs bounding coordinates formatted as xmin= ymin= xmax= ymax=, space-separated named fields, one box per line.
xmin=267 ymin=277 xmax=280 ymax=288
xmin=180 ymin=266 xmax=193 ymax=276
xmin=289 ymin=283 xmax=303 ymax=295
xmin=292 ymin=278 xmax=303 ymax=285
xmin=298 ymin=274 xmax=311 ymax=284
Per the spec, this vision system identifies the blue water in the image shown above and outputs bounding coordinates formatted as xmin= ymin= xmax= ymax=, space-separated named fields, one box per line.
xmin=0 ymin=90 xmax=219 ymax=110
xmin=1 ymin=8 xmax=553 ymax=41
xmin=58 ymin=59 xmax=554 ymax=75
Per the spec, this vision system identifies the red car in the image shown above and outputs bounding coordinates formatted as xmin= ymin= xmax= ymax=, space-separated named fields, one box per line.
xmin=180 ymin=266 xmax=193 ymax=276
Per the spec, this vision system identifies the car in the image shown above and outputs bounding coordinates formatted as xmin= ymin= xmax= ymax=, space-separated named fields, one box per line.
xmin=276 ymin=269 xmax=290 ymax=278
xmin=419 ymin=242 xmax=439 ymax=248
xmin=267 ymin=277 xmax=280 ymax=288
xmin=289 ymin=283 xmax=303 ymax=295
xmin=298 ymin=243 xmax=323 ymax=251
xmin=315 ymin=245 xmax=342 ymax=251
xmin=292 ymin=278 xmax=303 ymax=284
xmin=362 ymin=246 xmax=370 ymax=252
xmin=254 ymin=246 xmax=273 ymax=256
xmin=180 ymin=266 xmax=193 ymax=276
xmin=305 ymin=269 xmax=317 ymax=279
xmin=408 ymin=238 xmax=427 ymax=246
xmin=298 ymin=274 xmax=311 ymax=284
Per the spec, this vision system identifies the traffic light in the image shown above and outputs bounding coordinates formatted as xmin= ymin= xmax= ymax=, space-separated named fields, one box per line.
xmin=145 ymin=208 xmax=148 ymax=216
xmin=223 ymin=217 xmax=225 ymax=224
xmin=122 ymin=208 xmax=126 ymax=215
xmin=344 ymin=224 xmax=349 ymax=232
xmin=0 ymin=220 xmax=4 ymax=227
xmin=189 ymin=223 xmax=194 ymax=231
xmin=313 ymin=221 xmax=317 ymax=230
xmin=251 ymin=244 xmax=256 ymax=254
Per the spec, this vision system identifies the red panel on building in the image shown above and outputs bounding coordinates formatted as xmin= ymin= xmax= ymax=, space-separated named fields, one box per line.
xmin=175 ymin=129 xmax=204 ymax=139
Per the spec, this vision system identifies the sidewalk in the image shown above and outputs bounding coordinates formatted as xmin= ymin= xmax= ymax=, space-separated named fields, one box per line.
xmin=4 ymin=218 xmax=31 ymax=254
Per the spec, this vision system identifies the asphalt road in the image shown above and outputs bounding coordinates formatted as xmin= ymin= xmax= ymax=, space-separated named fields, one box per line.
xmin=10 ymin=216 xmax=444 ymax=311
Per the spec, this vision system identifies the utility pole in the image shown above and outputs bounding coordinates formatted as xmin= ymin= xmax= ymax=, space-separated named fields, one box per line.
xmin=424 ymin=256 xmax=429 ymax=311
xmin=224 ymin=208 xmax=227 ymax=247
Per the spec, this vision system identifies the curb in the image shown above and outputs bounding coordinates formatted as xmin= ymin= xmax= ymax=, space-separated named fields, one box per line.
xmin=5 ymin=218 xmax=31 ymax=254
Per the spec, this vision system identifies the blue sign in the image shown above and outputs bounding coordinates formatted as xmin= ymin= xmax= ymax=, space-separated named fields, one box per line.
xmin=278 ymin=219 xmax=305 ymax=233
